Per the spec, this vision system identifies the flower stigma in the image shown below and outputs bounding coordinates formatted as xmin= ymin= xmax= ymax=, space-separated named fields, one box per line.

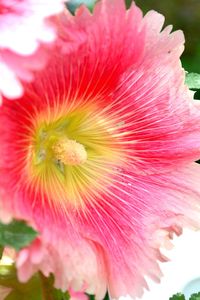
xmin=52 ymin=138 xmax=87 ymax=166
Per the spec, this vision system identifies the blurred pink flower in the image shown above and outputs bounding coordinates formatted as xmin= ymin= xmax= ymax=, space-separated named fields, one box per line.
xmin=1 ymin=0 xmax=200 ymax=299
xmin=0 ymin=0 xmax=64 ymax=101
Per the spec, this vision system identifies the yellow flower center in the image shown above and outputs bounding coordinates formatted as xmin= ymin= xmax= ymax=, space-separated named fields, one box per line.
xmin=52 ymin=138 xmax=87 ymax=166
xmin=26 ymin=105 xmax=124 ymax=210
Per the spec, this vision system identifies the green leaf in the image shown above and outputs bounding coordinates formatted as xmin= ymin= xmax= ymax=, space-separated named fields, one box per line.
xmin=4 ymin=273 xmax=43 ymax=300
xmin=0 ymin=265 xmax=42 ymax=300
xmin=0 ymin=220 xmax=38 ymax=251
xmin=169 ymin=292 xmax=200 ymax=300
xmin=185 ymin=73 xmax=200 ymax=89
xmin=0 ymin=246 xmax=4 ymax=259
xmin=5 ymin=291 xmax=23 ymax=300
xmin=169 ymin=293 xmax=185 ymax=300
xmin=89 ymin=293 xmax=109 ymax=300
xmin=190 ymin=292 xmax=200 ymax=300
xmin=39 ymin=273 xmax=70 ymax=300
xmin=0 ymin=267 xmax=69 ymax=300
xmin=52 ymin=289 xmax=70 ymax=300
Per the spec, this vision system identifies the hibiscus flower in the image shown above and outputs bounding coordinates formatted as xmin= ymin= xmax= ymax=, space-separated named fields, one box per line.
xmin=1 ymin=0 xmax=200 ymax=299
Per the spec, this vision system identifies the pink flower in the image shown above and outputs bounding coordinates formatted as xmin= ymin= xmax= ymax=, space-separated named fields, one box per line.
xmin=0 ymin=0 xmax=64 ymax=101
xmin=1 ymin=0 xmax=200 ymax=298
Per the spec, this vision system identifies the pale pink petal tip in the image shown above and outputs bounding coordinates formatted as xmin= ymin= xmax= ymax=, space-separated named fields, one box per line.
xmin=17 ymin=238 xmax=107 ymax=300
xmin=69 ymin=288 xmax=89 ymax=300
xmin=0 ymin=0 xmax=65 ymax=100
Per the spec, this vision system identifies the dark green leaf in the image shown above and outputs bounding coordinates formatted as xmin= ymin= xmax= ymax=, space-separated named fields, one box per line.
xmin=0 ymin=268 xmax=69 ymax=300
xmin=0 ymin=245 xmax=4 ymax=259
xmin=169 ymin=293 xmax=185 ymax=300
xmin=39 ymin=273 xmax=70 ymax=300
xmin=5 ymin=291 xmax=22 ymax=300
xmin=0 ymin=220 xmax=38 ymax=251
xmin=52 ymin=289 xmax=70 ymax=300
xmin=89 ymin=293 xmax=109 ymax=300
xmin=4 ymin=273 xmax=43 ymax=300
xmin=103 ymin=293 xmax=109 ymax=300
xmin=185 ymin=73 xmax=200 ymax=89
xmin=190 ymin=292 xmax=200 ymax=300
